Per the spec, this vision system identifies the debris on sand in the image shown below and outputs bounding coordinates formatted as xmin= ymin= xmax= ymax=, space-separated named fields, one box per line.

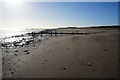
xmin=88 ymin=63 xmax=92 ymax=66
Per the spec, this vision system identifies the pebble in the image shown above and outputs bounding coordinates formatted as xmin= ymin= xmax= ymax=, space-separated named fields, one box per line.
xmin=61 ymin=67 xmax=66 ymax=70
xmin=26 ymin=52 xmax=30 ymax=54
xmin=15 ymin=50 xmax=18 ymax=52
xmin=2 ymin=58 xmax=5 ymax=60
xmin=15 ymin=54 xmax=17 ymax=56
xmin=13 ymin=62 xmax=15 ymax=65
xmin=9 ymin=69 xmax=12 ymax=71
xmin=88 ymin=63 xmax=92 ymax=66
xmin=23 ymin=50 xmax=28 ymax=52
xmin=17 ymin=66 xmax=20 ymax=68
xmin=33 ymin=45 xmax=35 ymax=47
xmin=11 ymin=72 xmax=14 ymax=74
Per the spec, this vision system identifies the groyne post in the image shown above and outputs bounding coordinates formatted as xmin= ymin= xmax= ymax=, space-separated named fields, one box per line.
xmin=73 ymin=31 xmax=74 ymax=35
xmin=61 ymin=31 xmax=62 ymax=36
xmin=41 ymin=31 xmax=43 ymax=37
xmin=51 ymin=31 xmax=52 ymax=36
xmin=77 ymin=31 xmax=78 ymax=34
xmin=55 ymin=31 xmax=57 ymax=36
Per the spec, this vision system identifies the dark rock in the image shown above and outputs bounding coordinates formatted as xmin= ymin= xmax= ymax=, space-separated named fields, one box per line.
xmin=33 ymin=45 xmax=35 ymax=47
xmin=17 ymin=66 xmax=20 ymax=68
xmin=11 ymin=72 xmax=13 ymax=74
xmin=23 ymin=50 xmax=28 ymax=52
xmin=15 ymin=50 xmax=18 ymax=52
xmin=15 ymin=54 xmax=17 ymax=56
xmin=26 ymin=52 xmax=30 ymax=54
xmin=2 ymin=58 xmax=5 ymax=60
xmin=104 ymin=49 xmax=110 ymax=51
xmin=88 ymin=63 xmax=92 ymax=66
xmin=13 ymin=62 xmax=15 ymax=65
xmin=61 ymin=67 xmax=66 ymax=70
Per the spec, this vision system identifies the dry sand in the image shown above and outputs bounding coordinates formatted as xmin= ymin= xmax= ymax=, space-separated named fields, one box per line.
xmin=2 ymin=27 xmax=119 ymax=78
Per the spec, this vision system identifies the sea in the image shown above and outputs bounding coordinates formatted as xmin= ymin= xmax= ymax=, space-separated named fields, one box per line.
xmin=0 ymin=28 xmax=45 ymax=43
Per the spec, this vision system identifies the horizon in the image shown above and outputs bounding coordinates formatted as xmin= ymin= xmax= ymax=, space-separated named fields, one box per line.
xmin=0 ymin=2 xmax=119 ymax=28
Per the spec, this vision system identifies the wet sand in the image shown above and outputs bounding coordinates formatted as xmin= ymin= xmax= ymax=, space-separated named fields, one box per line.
xmin=2 ymin=27 xmax=119 ymax=78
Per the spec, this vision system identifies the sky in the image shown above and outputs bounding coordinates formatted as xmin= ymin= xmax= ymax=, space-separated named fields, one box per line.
xmin=0 ymin=1 xmax=119 ymax=28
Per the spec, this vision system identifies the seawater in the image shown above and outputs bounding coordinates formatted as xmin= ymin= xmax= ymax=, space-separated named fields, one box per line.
xmin=0 ymin=28 xmax=44 ymax=43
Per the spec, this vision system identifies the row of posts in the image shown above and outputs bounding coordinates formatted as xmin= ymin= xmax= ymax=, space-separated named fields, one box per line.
xmin=31 ymin=31 xmax=79 ymax=37
xmin=40 ymin=31 xmax=79 ymax=37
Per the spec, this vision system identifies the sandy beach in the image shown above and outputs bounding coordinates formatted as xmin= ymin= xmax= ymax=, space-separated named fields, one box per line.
xmin=2 ymin=27 xmax=119 ymax=78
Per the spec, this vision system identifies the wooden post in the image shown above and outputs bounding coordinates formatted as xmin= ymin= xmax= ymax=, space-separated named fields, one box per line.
xmin=61 ymin=31 xmax=62 ymax=36
xmin=77 ymin=31 xmax=78 ymax=34
xmin=41 ymin=31 xmax=42 ymax=37
xmin=51 ymin=31 xmax=52 ymax=36
xmin=55 ymin=31 xmax=57 ymax=36
xmin=73 ymin=31 xmax=74 ymax=35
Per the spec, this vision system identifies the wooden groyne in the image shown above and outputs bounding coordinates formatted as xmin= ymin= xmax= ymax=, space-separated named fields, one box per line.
xmin=28 ymin=30 xmax=90 ymax=37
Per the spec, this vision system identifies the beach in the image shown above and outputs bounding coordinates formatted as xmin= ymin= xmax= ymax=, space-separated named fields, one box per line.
xmin=2 ymin=27 xmax=119 ymax=78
